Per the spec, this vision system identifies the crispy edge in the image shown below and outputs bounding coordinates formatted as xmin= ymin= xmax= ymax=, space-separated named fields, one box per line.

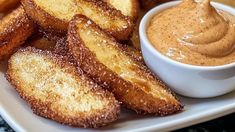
xmin=104 ymin=0 xmax=139 ymax=21
xmin=0 ymin=6 xmax=35 ymax=60
xmin=53 ymin=36 xmax=78 ymax=66
xmin=119 ymin=43 xmax=144 ymax=63
xmin=0 ymin=0 xmax=20 ymax=12
xmin=68 ymin=15 xmax=183 ymax=115
xmin=81 ymin=0 xmax=134 ymax=41
xmin=21 ymin=0 xmax=67 ymax=33
xmin=24 ymin=30 xmax=64 ymax=51
xmin=130 ymin=0 xmax=139 ymax=21
xmin=6 ymin=47 xmax=120 ymax=128
xmin=21 ymin=0 xmax=134 ymax=41
xmin=129 ymin=9 xmax=146 ymax=50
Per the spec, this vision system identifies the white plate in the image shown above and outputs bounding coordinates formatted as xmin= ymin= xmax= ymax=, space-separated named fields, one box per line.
xmin=1 ymin=61 xmax=235 ymax=132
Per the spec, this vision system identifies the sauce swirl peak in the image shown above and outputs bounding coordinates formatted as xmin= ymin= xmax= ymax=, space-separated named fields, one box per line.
xmin=147 ymin=0 xmax=235 ymax=66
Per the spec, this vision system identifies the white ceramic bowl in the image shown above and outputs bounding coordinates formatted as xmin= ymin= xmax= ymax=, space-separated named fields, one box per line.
xmin=140 ymin=1 xmax=235 ymax=98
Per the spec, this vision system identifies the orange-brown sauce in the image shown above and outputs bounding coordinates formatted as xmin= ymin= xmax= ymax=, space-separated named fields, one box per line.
xmin=147 ymin=0 xmax=235 ymax=66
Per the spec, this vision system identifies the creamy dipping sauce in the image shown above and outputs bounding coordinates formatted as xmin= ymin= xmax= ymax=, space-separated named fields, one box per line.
xmin=147 ymin=0 xmax=235 ymax=66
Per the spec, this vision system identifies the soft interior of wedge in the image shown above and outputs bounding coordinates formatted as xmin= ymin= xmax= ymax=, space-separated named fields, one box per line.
xmin=34 ymin=0 xmax=128 ymax=29
xmin=10 ymin=52 xmax=108 ymax=115
xmin=33 ymin=0 xmax=78 ymax=20
xmin=77 ymin=0 xmax=127 ymax=29
xmin=78 ymin=25 xmax=177 ymax=102
xmin=106 ymin=0 xmax=132 ymax=17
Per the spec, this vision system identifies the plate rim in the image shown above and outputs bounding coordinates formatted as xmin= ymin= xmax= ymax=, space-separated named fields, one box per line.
xmin=1 ymin=98 xmax=235 ymax=132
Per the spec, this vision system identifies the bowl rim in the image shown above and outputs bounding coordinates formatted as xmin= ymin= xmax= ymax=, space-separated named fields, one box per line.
xmin=139 ymin=0 xmax=235 ymax=71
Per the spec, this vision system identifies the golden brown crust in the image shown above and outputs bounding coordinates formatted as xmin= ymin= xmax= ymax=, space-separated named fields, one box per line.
xmin=0 ymin=0 xmax=20 ymax=12
xmin=104 ymin=0 xmax=139 ymax=21
xmin=131 ymin=0 xmax=139 ymax=20
xmin=54 ymin=37 xmax=69 ymax=56
xmin=26 ymin=36 xmax=56 ymax=51
xmin=130 ymin=9 xmax=146 ymax=50
xmin=6 ymin=47 xmax=120 ymax=128
xmin=68 ymin=15 xmax=183 ymax=115
xmin=21 ymin=0 xmax=68 ymax=33
xmin=118 ymin=43 xmax=143 ymax=63
xmin=21 ymin=0 xmax=134 ymax=41
xmin=24 ymin=30 xmax=64 ymax=51
xmin=0 ymin=6 xmax=35 ymax=60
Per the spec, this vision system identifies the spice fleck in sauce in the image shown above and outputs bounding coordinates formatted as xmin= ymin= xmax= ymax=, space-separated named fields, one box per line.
xmin=147 ymin=0 xmax=235 ymax=66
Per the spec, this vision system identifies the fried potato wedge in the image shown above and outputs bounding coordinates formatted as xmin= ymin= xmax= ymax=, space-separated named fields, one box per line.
xmin=21 ymin=0 xmax=134 ymax=41
xmin=130 ymin=10 xmax=146 ymax=50
xmin=28 ymin=37 xmax=56 ymax=50
xmin=25 ymin=33 xmax=57 ymax=51
xmin=0 ymin=13 xmax=4 ymax=19
xmin=68 ymin=15 xmax=183 ymax=115
xmin=0 ymin=0 xmax=20 ymax=12
xmin=0 ymin=6 xmax=34 ymax=60
xmin=130 ymin=26 xmax=140 ymax=49
xmin=54 ymin=37 xmax=71 ymax=56
xmin=6 ymin=47 xmax=120 ymax=128
xmin=104 ymin=0 xmax=139 ymax=20
xmin=121 ymin=44 xmax=143 ymax=62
